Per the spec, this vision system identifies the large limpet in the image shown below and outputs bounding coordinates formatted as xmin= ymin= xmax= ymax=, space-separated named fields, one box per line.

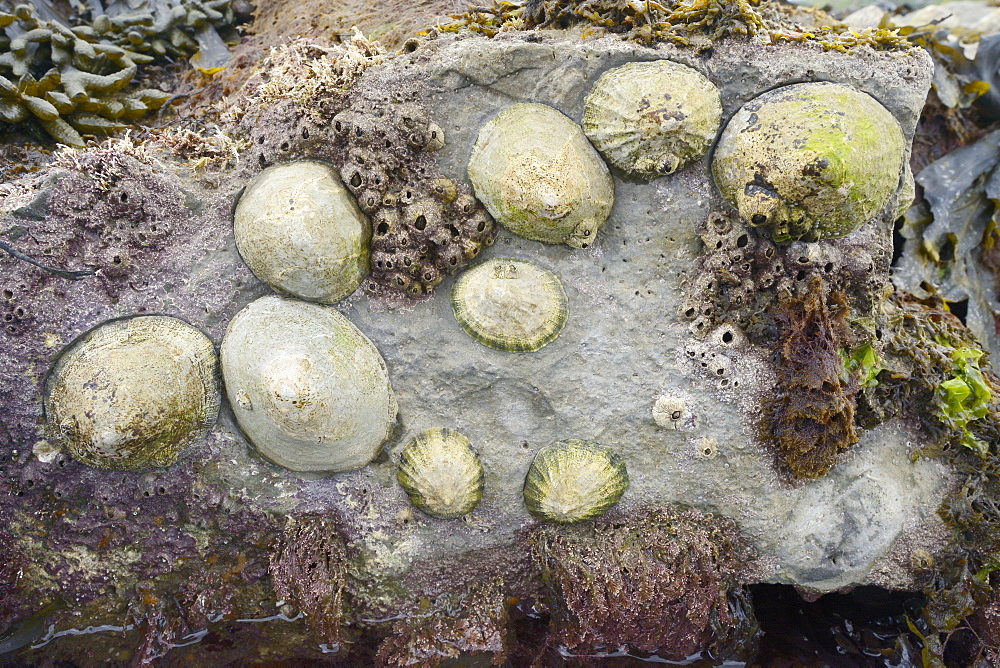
xmin=451 ymin=257 xmax=568 ymax=353
xmin=234 ymin=161 xmax=371 ymax=304
xmin=467 ymin=103 xmax=614 ymax=249
xmin=220 ymin=295 xmax=397 ymax=473
xmin=397 ymin=428 xmax=484 ymax=519
xmin=583 ymin=60 xmax=721 ymax=178
xmin=712 ymin=81 xmax=906 ymax=242
xmin=43 ymin=315 xmax=220 ymax=470
xmin=523 ymin=439 xmax=629 ymax=524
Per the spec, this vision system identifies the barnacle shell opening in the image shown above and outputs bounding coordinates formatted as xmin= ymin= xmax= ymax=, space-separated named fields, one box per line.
xmin=220 ymin=295 xmax=397 ymax=473
xmin=523 ymin=439 xmax=629 ymax=524
xmin=467 ymin=103 xmax=614 ymax=249
xmin=43 ymin=315 xmax=220 ymax=470
xmin=234 ymin=161 xmax=371 ymax=304
xmin=712 ymin=81 xmax=906 ymax=242
xmin=397 ymin=428 xmax=484 ymax=519
xmin=583 ymin=60 xmax=722 ymax=178
xmin=451 ymin=257 xmax=568 ymax=353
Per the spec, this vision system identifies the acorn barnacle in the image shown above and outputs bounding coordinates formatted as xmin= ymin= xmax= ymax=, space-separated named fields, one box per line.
xmin=467 ymin=103 xmax=614 ymax=249
xmin=43 ymin=316 xmax=220 ymax=470
xmin=451 ymin=257 xmax=568 ymax=352
xmin=583 ymin=60 xmax=721 ymax=178
xmin=220 ymin=295 xmax=397 ymax=473
xmin=397 ymin=428 xmax=484 ymax=519
xmin=234 ymin=161 xmax=371 ymax=304
xmin=522 ymin=439 xmax=629 ymax=524
xmin=712 ymin=81 xmax=906 ymax=243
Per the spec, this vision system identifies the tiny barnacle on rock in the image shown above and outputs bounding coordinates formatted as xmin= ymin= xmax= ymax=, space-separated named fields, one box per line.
xmin=234 ymin=161 xmax=371 ymax=304
xmin=468 ymin=103 xmax=614 ymax=248
xmin=397 ymin=428 xmax=484 ymax=519
xmin=43 ymin=315 xmax=220 ymax=470
xmin=583 ymin=60 xmax=721 ymax=178
xmin=712 ymin=81 xmax=906 ymax=242
xmin=652 ymin=394 xmax=694 ymax=430
xmin=451 ymin=257 xmax=568 ymax=352
xmin=523 ymin=439 xmax=628 ymax=524
xmin=220 ymin=295 xmax=397 ymax=473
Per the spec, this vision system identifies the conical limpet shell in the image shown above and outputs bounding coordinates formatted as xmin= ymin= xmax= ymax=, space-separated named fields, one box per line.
xmin=220 ymin=295 xmax=397 ymax=473
xmin=234 ymin=161 xmax=371 ymax=304
xmin=467 ymin=103 xmax=614 ymax=249
xmin=583 ymin=60 xmax=721 ymax=178
xmin=451 ymin=257 xmax=568 ymax=352
xmin=398 ymin=428 xmax=484 ymax=519
xmin=712 ymin=81 xmax=906 ymax=242
xmin=523 ymin=439 xmax=629 ymax=524
xmin=43 ymin=315 xmax=220 ymax=470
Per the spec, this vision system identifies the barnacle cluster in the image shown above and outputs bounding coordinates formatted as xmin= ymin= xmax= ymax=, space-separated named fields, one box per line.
xmin=533 ymin=505 xmax=757 ymax=661
xmin=0 ymin=0 xmax=242 ymax=145
xmin=331 ymin=99 xmax=497 ymax=299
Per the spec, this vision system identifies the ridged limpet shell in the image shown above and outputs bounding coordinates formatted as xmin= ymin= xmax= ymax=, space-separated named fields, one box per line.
xmin=583 ymin=60 xmax=722 ymax=178
xmin=467 ymin=103 xmax=614 ymax=249
xmin=523 ymin=439 xmax=629 ymax=524
xmin=712 ymin=81 xmax=906 ymax=242
xmin=43 ymin=316 xmax=220 ymax=470
xmin=451 ymin=257 xmax=568 ymax=353
xmin=398 ymin=428 xmax=484 ymax=519
xmin=234 ymin=161 xmax=371 ymax=304
xmin=220 ymin=295 xmax=397 ymax=473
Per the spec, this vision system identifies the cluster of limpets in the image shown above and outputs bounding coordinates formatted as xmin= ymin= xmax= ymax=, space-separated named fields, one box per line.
xmin=397 ymin=429 xmax=629 ymax=524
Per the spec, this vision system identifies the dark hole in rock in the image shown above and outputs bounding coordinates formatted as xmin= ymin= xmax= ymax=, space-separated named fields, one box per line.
xmin=949 ymin=298 xmax=969 ymax=326
xmin=751 ymin=214 xmax=767 ymax=225
xmin=414 ymin=215 xmax=427 ymax=230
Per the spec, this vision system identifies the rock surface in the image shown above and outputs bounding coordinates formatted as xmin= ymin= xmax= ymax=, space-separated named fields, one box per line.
xmin=0 ymin=24 xmax=949 ymax=662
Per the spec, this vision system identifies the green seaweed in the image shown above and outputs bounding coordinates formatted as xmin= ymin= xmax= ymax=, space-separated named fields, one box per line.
xmin=0 ymin=0 xmax=240 ymax=145
xmin=840 ymin=342 xmax=883 ymax=389
xmin=936 ymin=347 xmax=992 ymax=455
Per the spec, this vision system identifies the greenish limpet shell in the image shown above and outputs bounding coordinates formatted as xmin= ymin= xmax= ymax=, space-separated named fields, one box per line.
xmin=451 ymin=257 xmax=568 ymax=352
xmin=234 ymin=161 xmax=371 ymax=304
xmin=467 ymin=103 xmax=614 ymax=249
xmin=712 ymin=81 xmax=906 ymax=242
xmin=398 ymin=428 xmax=484 ymax=519
xmin=220 ymin=295 xmax=397 ymax=473
xmin=523 ymin=439 xmax=629 ymax=524
xmin=43 ymin=316 xmax=220 ymax=470
xmin=583 ymin=60 xmax=722 ymax=178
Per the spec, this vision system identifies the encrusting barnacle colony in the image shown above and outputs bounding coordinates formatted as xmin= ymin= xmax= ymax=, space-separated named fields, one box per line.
xmin=234 ymin=161 xmax=371 ymax=304
xmin=583 ymin=60 xmax=722 ymax=178
xmin=451 ymin=257 xmax=568 ymax=352
xmin=43 ymin=315 xmax=220 ymax=470
xmin=220 ymin=295 xmax=397 ymax=473
xmin=467 ymin=103 xmax=614 ymax=249
xmin=523 ymin=439 xmax=629 ymax=524
xmin=712 ymin=81 xmax=906 ymax=242
xmin=397 ymin=428 xmax=484 ymax=519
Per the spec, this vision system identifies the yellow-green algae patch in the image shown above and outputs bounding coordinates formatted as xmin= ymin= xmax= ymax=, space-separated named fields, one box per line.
xmin=712 ymin=81 xmax=906 ymax=242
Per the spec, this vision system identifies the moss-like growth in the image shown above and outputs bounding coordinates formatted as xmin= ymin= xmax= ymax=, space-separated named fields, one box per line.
xmin=533 ymin=506 xmax=758 ymax=661
xmin=269 ymin=515 xmax=348 ymax=645
xmin=765 ymin=276 xmax=859 ymax=479
xmin=435 ymin=0 xmax=912 ymax=53
xmin=374 ymin=578 xmax=508 ymax=665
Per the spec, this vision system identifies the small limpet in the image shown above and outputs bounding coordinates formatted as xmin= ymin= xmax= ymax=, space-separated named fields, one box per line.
xmin=220 ymin=295 xmax=397 ymax=473
xmin=712 ymin=81 xmax=906 ymax=242
xmin=523 ymin=439 xmax=629 ymax=524
xmin=397 ymin=428 xmax=484 ymax=519
xmin=583 ymin=60 xmax=722 ymax=178
xmin=451 ymin=257 xmax=568 ymax=353
xmin=234 ymin=161 xmax=371 ymax=304
xmin=467 ymin=103 xmax=614 ymax=249
xmin=43 ymin=315 xmax=220 ymax=470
